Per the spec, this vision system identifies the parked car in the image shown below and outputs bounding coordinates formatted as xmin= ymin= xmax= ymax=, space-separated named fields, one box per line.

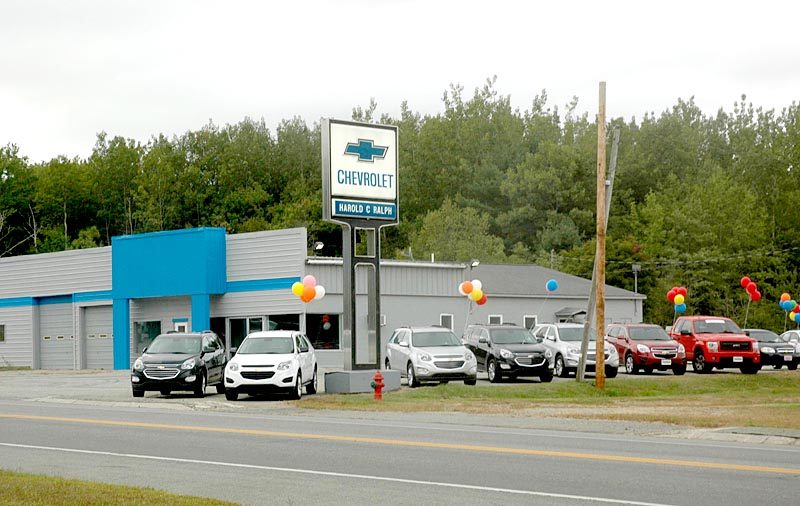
xmin=606 ymin=323 xmax=686 ymax=375
xmin=779 ymin=330 xmax=800 ymax=349
xmin=532 ymin=323 xmax=619 ymax=378
xmin=744 ymin=329 xmax=799 ymax=370
xmin=385 ymin=326 xmax=477 ymax=387
xmin=462 ymin=323 xmax=554 ymax=383
xmin=131 ymin=331 xmax=227 ymax=398
xmin=223 ymin=331 xmax=318 ymax=400
xmin=669 ymin=316 xmax=760 ymax=374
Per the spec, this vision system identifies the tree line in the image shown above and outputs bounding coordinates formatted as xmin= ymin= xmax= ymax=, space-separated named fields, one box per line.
xmin=2 ymin=77 xmax=799 ymax=329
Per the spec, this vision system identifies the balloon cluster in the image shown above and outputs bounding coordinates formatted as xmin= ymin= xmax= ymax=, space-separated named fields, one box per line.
xmin=545 ymin=279 xmax=559 ymax=292
xmin=459 ymin=279 xmax=488 ymax=306
xmin=779 ymin=293 xmax=800 ymax=323
xmin=291 ymin=275 xmax=326 ymax=303
xmin=740 ymin=276 xmax=762 ymax=302
xmin=666 ymin=286 xmax=688 ymax=314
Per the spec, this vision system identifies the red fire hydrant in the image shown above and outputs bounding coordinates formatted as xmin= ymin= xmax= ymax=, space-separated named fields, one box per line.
xmin=371 ymin=370 xmax=384 ymax=401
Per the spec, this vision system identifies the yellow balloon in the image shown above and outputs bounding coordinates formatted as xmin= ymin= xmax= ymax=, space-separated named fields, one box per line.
xmin=291 ymin=282 xmax=304 ymax=297
xmin=470 ymin=288 xmax=483 ymax=301
xmin=673 ymin=294 xmax=685 ymax=305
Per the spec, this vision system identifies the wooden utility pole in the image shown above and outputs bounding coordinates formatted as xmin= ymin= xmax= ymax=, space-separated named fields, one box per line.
xmin=595 ymin=82 xmax=607 ymax=389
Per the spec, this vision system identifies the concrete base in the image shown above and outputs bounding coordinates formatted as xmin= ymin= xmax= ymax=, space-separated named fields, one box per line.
xmin=324 ymin=369 xmax=401 ymax=394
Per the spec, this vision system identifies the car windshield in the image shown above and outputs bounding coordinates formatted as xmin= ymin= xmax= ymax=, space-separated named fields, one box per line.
xmin=558 ymin=327 xmax=595 ymax=341
xmin=490 ymin=328 xmax=536 ymax=344
xmin=411 ymin=331 xmax=461 ymax=347
xmin=628 ymin=326 xmax=671 ymax=341
xmin=238 ymin=337 xmax=294 ymax=354
xmin=146 ymin=335 xmax=201 ymax=354
xmin=748 ymin=330 xmax=780 ymax=342
xmin=693 ymin=319 xmax=742 ymax=334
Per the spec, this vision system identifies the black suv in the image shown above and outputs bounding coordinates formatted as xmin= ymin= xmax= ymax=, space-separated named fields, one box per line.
xmin=131 ymin=331 xmax=227 ymax=398
xmin=463 ymin=324 xmax=554 ymax=382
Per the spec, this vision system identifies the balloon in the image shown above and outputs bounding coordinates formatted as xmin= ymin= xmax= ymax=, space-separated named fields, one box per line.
xmin=781 ymin=293 xmax=791 ymax=302
xmin=790 ymin=300 xmax=798 ymax=311
xmin=291 ymin=282 xmax=304 ymax=297
xmin=740 ymin=276 xmax=751 ymax=288
xmin=676 ymin=287 xmax=687 ymax=296
xmin=476 ymin=294 xmax=488 ymax=305
xmin=779 ymin=300 xmax=788 ymax=311
xmin=458 ymin=282 xmax=468 ymax=296
xmin=546 ymin=279 xmax=559 ymax=292
xmin=795 ymin=312 xmax=800 ymax=323
xmin=674 ymin=303 xmax=687 ymax=314
xmin=302 ymin=285 xmax=316 ymax=302
xmin=790 ymin=311 xmax=797 ymax=322
xmin=673 ymin=294 xmax=685 ymax=305
xmin=302 ymin=275 xmax=317 ymax=288
xmin=470 ymin=288 xmax=483 ymax=301
xmin=314 ymin=285 xmax=326 ymax=300
xmin=746 ymin=281 xmax=757 ymax=294
xmin=462 ymin=281 xmax=473 ymax=294
xmin=322 ymin=321 xmax=331 ymax=330
xmin=471 ymin=279 xmax=482 ymax=291
xmin=751 ymin=291 xmax=761 ymax=302
xmin=667 ymin=290 xmax=677 ymax=303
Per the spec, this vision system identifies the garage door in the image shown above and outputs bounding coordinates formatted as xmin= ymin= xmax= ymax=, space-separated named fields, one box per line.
xmin=39 ymin=303 xmax=75 ymax=369
xmin=85 ymin=305 xmax=113 ymax=369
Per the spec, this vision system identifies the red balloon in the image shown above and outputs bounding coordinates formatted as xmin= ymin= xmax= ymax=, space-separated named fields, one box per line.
xmin=677 ymin=287 xmax=687 ymax=296
xmin=476 ymin=294 xmax=488 ymax=306
xmin=751 ymin=291 xmax=762 ymax=302
xmin=666 ymin=289 xmax=677 ymax=303
xmin=740 ymin=276 xmax=751 ymax=288
xmin=746 ymin=281 xmax=757 ymax=294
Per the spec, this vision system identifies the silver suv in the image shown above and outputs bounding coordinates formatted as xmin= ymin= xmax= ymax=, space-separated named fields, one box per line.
xmin=385 ymin=326 xmax=478 ymax=387
xmin=532 ymin=323 xmax=619 ymax=378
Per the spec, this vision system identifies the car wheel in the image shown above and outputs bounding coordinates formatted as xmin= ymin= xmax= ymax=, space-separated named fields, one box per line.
xmin=193 ymin=371 xmax=206 ymax=398
xmin=539 ymin=368 xmax=554 ymax=383
xmin=132 ymin=388 xmax=144 ymax=398
xmin=624 ymin=353 xmax=637 ymax=374
xmin=464 ymin=378 xmax=477 ymax=386
xmin=290 ymin=373 xmax=302 ymax=400
xmin=605 ymin=366 xmax=618 ymax=378
xmin=487 ymin=358 xmax=501 ymax=383
xmin=225 ymin=389 xmax=238 ymax=401
xmin=407 ymin=363 xmax=419 ymax=388
xmin=789 ymin=360 xmax=798 ymax=371
xmin=773 ymin=364 xmax=783 ymax=370
xmin=215 ymin=383 xmax=225 ymax=394
xmin=307 ymin=367 xmax=318 ymax=395
xmin=693 ymin=350 xmax=711 ymax=373
xmin=554 ymin=355 xmax=569 ymax=378
xmin=672 ymin=364 xmax=687 ymax=375
xmin=384 ymin=358 xmax=391 ymax=370
xmin=160 ymin=390 xmax=171 ymax=396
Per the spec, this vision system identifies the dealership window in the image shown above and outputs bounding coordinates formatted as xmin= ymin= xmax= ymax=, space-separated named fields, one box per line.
xmin=134 ymin=321 xmax=161 ymax=354
xmin=0 ymin=324 xmax=4 ymax=342
xmin=439 ymin=314 xmax=454 ymax=330
xmin=488 ymin=314 xmax=503 ymax=325
xmin=306 ymin=313 xmax=340 ymax=350
xmin=523 ymin=315 xmax=538 ymax=330
xmin=267 ymin=314 xmax=300 ymax=331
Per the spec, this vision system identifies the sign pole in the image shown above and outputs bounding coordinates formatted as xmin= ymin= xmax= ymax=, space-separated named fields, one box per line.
xmin=595 ymin=82 xmax=607 ymax=390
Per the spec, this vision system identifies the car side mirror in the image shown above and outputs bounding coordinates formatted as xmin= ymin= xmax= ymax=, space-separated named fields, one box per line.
xmin=399 ymin=342 xmax=409 ymax=348
xmin=230 ymin=347 xmax=237 ymax=356
xmin=203 ymin=346 xmax=214 ymax=353
xmin=478 ymin=337 xmax=488 ymax=344
xmin=142 ymin=347 xmax=147 ymax=353
xmin=680 ymin=329 xmax=691 ymax=335
xmin=743 ymin=330 xmax=750 ymax=336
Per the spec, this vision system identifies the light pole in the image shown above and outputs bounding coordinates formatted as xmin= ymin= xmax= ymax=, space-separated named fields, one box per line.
xmin=632 ymin=264 xmax=641 ymax=294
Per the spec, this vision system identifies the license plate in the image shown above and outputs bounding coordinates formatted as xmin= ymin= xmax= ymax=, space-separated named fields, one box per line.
xmin=661 ymin=359 xmax=671 ymax=366
xmin=733 ymin=356 xmax=743 ymax=363
xmin=785 ymin=355 xmax=793 ymax=361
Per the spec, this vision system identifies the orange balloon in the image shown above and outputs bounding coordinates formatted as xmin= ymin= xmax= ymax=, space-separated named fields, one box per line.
xmin=462 ymin=281 xmax=473 ymax=294
xmin=302 ymin=286 xmax=316 ymax=302
xmin=780 ymin=293 xmax=791 ymax=302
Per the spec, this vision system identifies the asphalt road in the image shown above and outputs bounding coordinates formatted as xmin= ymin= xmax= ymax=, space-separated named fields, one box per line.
xmin=1 ymin=386 xmax=798 ymax=505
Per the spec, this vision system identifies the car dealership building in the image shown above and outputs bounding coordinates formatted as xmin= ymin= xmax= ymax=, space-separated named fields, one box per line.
xmin=0 ymin=227 xmax=644 ymax=370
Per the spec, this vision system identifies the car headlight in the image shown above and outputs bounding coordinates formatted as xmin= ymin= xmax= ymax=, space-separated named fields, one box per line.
xmin=418 ymin=353 xmax=432 ymax=362
xmin=277 ymin=360 xmax=292 ymax=371
xmin=567 ymin=347 xmax=580 ymax=355
xmin=706 ymin=342 xmax=718 ymax=352
xmin=606 ymin=346 xmax=617 ymax=356
xmin=227 ymin=362 xmax=239 ymax=371
xmin=464 ymin=351 xmax=475 ymax=362
xmin=181 ymin=358 xmax=196 ymax=370
xmin=678 ymin=344 xmax=685 ymax=353
xmin=636 ymin=344 xmax=650 ymax=353
xmin=545 ymin=349 xmax=553 ymax=358
xmin=761 ymin=346 xmax=775 ymax=354
xmin=499 ymin=348 xmax=514 ymax=359
xmin=752 ymin=341 xmax=759 ymax=352
xmin=133 ymin=358 xmax=144 ymax=371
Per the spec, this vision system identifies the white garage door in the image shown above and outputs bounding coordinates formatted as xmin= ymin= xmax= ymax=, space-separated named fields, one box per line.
xmin=85 ymin=305 xmax=113 ymax=369
xmin=39 ymin=303 xmax=75 ymax=369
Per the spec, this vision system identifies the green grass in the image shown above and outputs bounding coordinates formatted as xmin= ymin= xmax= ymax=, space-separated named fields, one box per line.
xmin=300 ymin=372 xmax=800 ymax=429
xmin=0 ymin=366 xmax=30 ymax=372
xmin=0 ymin=469 xmax=237 ymax=505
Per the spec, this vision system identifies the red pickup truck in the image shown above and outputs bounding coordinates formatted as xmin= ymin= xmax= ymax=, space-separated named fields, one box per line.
xmin=669 ymin=316 xmax=760 ymax=374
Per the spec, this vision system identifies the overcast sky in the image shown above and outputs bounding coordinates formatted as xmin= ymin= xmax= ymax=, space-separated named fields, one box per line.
xmin=2 ymin=0 xmax=798 ymax=162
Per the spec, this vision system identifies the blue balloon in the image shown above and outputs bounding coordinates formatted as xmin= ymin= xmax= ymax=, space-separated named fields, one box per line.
xmin=674 ymin=303 xmax=687 ymax=314
xmin=794 ymin=312 xmax=800 ymax=323
xmin=546 ymin=279 xmax=559 ymax=292
xmin=780 ymin=300 xmax=789 ymax=311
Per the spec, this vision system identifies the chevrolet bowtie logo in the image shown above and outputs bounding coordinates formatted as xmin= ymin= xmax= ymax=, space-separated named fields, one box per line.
xmin=344 ymin=138 xmax=388 ymax=162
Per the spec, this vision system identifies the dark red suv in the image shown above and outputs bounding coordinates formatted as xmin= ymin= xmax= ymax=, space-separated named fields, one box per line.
xmin=669 ymin=316 xmax=760 ymax=374
xmin=606 ymin=323 xmax=686 ymax=375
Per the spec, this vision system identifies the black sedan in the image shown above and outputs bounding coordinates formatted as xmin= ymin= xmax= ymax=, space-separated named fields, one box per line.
xmin=744 ymin=329 xmax=799 ymax=370
xmin=131 ymin=331 xmax=227 ymax=397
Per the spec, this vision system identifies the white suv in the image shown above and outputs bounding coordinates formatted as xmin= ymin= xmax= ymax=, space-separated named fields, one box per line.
xmin=224 ymin=331 xmax=318 ymax=400
xmin=385 ymin=326 xmax=478 ymax=387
